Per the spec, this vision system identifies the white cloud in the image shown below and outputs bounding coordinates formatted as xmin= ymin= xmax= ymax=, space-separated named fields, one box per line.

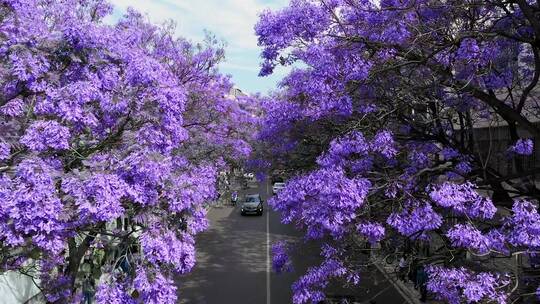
xmin=108 ymin=0 xmax=290 ymax=93
xmin=109 ymin=0 xmax=286 ymax=50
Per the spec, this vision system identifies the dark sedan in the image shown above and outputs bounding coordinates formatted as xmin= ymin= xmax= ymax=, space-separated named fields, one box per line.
xmin=241 ymin=194 xmax=263 ymax=216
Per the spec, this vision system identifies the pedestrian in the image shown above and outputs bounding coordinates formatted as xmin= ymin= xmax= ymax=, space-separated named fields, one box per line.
xmin=82 ymin=275 xmax=95 ymax=304
xmin=416 ymin=265 xmax=428 ymax=302
xmin=231 ymin=191 xmax=238 ymax=206
xmin=119 ymin=254 xmax=131 ymax=274
xmin=398 ymin=255 xmax=408 ymax=281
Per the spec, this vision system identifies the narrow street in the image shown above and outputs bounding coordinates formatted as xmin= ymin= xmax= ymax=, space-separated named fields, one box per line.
xmin=177 ymin=178 xmax=408 ymax=304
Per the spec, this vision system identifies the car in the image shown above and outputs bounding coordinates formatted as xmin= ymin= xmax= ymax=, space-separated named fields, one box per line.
xmin=272 ymin=182 xmax=285 ymax=194
xmin=241 ymin=194 xmax=263 ymax=216
xmin=243 ymin=172 xmax=255 ymax=179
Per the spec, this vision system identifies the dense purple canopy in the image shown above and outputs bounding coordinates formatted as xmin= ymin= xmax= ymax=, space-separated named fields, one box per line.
xmin=0 ymin=0 xmax=257 ymax=302
xmin=255 ymin=0 xmax=540 ymax=303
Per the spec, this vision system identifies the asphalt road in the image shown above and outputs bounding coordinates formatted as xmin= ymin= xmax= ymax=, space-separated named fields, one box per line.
xmin=177 ymin=179 xmax=407 ymax=304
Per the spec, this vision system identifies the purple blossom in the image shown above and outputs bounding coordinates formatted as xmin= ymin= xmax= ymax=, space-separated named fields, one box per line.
xmin=406 ymin=149 xmax=431 ymax=170
xmin=0 ymin=1 xmax=256 ymax=299
xmin=187 ymin=207 xmax=210 ymax=234
xmin=253 ymin=1 xmax=540 ymax=303
xmin=95 ymin=280 xmax=135 ymax=304
xmin=140 ymin=228 xmax=196 ymax=274
xmin=509 ymin=138 xmax=534 ymax=155
xmin=357 ymin=221 xmax=385 ymax=244
xmin=272 ymin=241 xmax=293 ymax=273
xmin=370 ymin=130 xmax=397 ymax=158
xmin=429 ymin=182 xmax=497 ymax=219
xmin=426 ymin=265 xmax=509 ymax=304
xmin=0 ymin=142 xmax=10 ymax=161
xmin=317 ymin=131 xmax=369 ymax=168
xmin=387 ymin=201 xmax=442 ymax=238
xmin=62 ymin=173 xmax=130 ymax=222
xmin=270 ymin=167 xmax=371 ymax=239
xmin=133 ymin=268 xmax=178 ymax=304
xmin=0 ymin=98 xmax=25 ymax=117
xmin=446 ymin=223 xmax=491 ymax=254
xmin=456 ymin=38 xmax=480 ymax=61
xmin=292 ymin=259 xmax=348 ymax=304
xmin=0 ymin=158 xmax=65 ymax=253
xmin=441 ymin=147 xmax=460 ymax=160
xmin=454 ymin=161 xmax=472 ymax=174
xmin=20 ymin=120 xmax=70 ymax=152
xmin=504 ymin=200 xmax=540 ymax=248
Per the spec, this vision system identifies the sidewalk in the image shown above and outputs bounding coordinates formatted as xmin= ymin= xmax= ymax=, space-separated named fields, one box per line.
xmin=370 ymin=254 xmax=442 ymax=304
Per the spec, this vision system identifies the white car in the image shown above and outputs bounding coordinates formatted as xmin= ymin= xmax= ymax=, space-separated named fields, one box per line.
xmin=272 ymin=182 xmax=285 ymax=194
xmin=243 ymin=172 xmax=255 ymax=179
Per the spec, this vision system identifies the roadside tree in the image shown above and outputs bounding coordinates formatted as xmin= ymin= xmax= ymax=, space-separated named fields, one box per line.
xmin=256 ymin=1 xmax=540 ymax=303
xmin=0 ymin=1 xmax=256 ymax=303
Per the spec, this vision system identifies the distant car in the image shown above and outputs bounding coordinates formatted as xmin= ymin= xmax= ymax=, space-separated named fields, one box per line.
xmin=272 ymin=182 xmax=285 ymax=194
xmin=242 ymin=172 xmax=257 ymax=183
xmin=241 ymin=194 xmax=263 ymax=216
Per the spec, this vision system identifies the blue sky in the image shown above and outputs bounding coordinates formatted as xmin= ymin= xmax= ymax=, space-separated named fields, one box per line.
xmin=108 ymin=0 xmax=289 ymax=95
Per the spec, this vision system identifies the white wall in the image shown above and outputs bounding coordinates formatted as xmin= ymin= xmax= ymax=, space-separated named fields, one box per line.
xmin=0 ymin=271 xmax=41 ymax=304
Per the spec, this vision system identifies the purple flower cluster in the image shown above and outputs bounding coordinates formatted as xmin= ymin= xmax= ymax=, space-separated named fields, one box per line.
xmin=446 ymin=223 xmax=492 ymax=254
xmin=272 ymin=241 xmax=293 ymax=273
xmin=0 ymin=0 xmax=257 ymax=300
xmin=0 ymin=98 xmax=25 ymax=117
xmin=270 ymin=167 xmax=371 ymax=239
xmin=426 ymin=265 xmax=509 ymax=304
xmin=504 ymin=200 xmax=540 ymax=248
xmin=509 ymin=138 xmax=534 ymax=156
xmin=19 ymin=120 xmax=70 ymax=152
xmin=95 ymin=280 xmax=135 ymax=304
xmin=370 ymin=130 xmax=398 ymax=158
xmin=0 ymin=158 xmax=65 ymax=253
xmin=387 ymin=201 xmax=442 ymax=238
xmin=316 ymin=131 xmax=369 ymax=168
xmin=441 ymin=147 xmax=460 ymax=160
xmin=133 ymin=268 xmax=178 ymax=304
xmin=429 ymin=182 xmax=497 ymax=219
xmin=292 ymin=259 xmax=347 ymax=304
xmin=445 ymin=224 xmax=510 ymax=254
xmin=140 ymin=228 xmax=196 ymax=274
xmin=357 ymin=222 xmax=385 ymax=244
xmin=0 ymin=141 xmax=10 ymax=161
xmin=317 ymin=130 xmax=398 ymax=172
xmin=62 ymin=173 xmax=130 ymax=222
xmin=253 ymin=0 xmax=540 ymax=303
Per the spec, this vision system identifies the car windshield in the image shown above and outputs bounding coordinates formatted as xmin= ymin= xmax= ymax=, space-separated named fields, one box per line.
xmin=245 ymin=196 xmax=260 ymax=203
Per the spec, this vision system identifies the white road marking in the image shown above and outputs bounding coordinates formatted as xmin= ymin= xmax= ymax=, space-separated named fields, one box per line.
xmin=266 ymin=180 xmax=271 ymax=304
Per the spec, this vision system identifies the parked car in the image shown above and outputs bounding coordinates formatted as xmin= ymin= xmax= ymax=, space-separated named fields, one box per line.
xmin=272 ymin=182 xmax=285 ymax=194
xmin=241 ymin=194 xmax=263 ymax=216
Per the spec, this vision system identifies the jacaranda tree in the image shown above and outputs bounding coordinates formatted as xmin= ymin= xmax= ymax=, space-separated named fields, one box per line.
xmin=0 ymin=0 xmax=256 ymax=303
xmin=255 ymin=0 xmax=540 ymax=303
